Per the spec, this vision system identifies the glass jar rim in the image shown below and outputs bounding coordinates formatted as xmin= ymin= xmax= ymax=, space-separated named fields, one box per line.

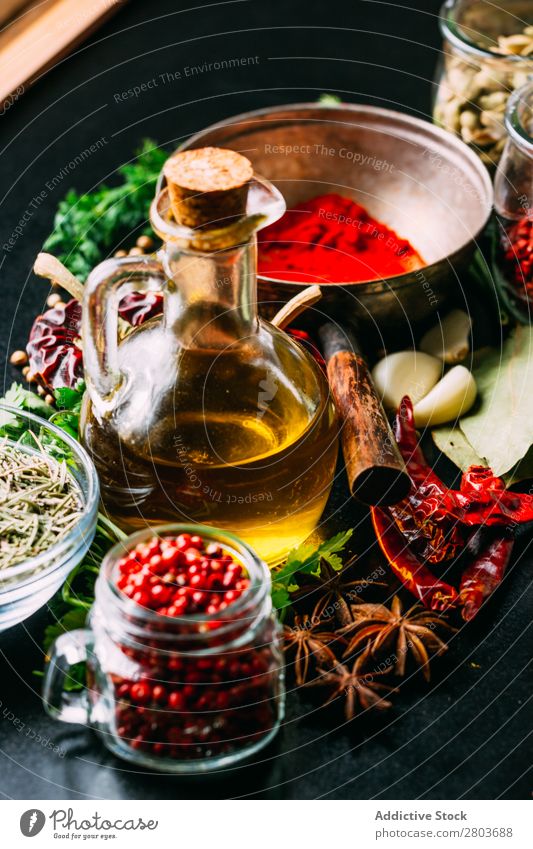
xmin=505 ymin=80 xmax=533 ymax=154
xmin=95 ymin=523 xmax=271 ymax=646
xmin=439 ymin=0 xmax=533 ymax=64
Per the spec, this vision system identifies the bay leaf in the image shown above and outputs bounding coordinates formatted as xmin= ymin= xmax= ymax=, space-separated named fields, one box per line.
xmin=432 ymin=424 xmax=485 ymax=471
xmin=432 ymin=424 xmax=533 ymax=485
xmin=502 ymin=444 xmax=533 ymax=486
xmin=459 ymin=326 xmax=533 ymax=476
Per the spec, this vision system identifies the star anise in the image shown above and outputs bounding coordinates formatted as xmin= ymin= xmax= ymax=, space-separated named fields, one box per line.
xmin=307 ymin=642 xmax=396 ymax=720
xmin=340 ymin=595 xmax=455 ymax=681
xmin=294 ymin=556 xmax=386 ymax=627
xmin=283 ymin=599 xmax=344 ymax=685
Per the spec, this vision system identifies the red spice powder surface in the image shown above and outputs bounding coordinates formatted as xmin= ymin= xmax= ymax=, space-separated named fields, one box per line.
xmin=257 ymin=192 xmax=424 ymax=284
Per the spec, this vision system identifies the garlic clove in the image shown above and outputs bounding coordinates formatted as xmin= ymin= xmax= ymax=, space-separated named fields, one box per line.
xmin=420 ymin=309 xmax=472 ymax=364
xmin=412 ymin=365 xmax=477 ymax=427
xmin=371 ymin=350 xmax=442 ymax=410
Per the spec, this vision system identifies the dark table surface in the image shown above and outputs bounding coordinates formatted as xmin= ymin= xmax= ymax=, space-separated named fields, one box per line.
xmin=1 ymin=0 xmax=532 ymax=801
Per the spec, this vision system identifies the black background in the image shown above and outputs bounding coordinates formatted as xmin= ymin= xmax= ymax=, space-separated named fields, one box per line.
xmin=0 ymin=0 xmax=532 ymax=800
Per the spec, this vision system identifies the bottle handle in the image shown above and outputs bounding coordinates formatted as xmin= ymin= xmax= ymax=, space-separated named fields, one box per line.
xmin=42 ymin=628 xmax=92 ymax=726
xmin=82 ymin=256 xmax=166 ymax=415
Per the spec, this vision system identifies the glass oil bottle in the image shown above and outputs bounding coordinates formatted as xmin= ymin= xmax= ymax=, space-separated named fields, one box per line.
xmin=80 ymin=147 xmax=338 ymax=564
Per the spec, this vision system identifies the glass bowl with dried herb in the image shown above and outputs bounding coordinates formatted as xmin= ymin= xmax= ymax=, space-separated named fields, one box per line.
xmin=0 ymin=404 xmax=99 ymax=631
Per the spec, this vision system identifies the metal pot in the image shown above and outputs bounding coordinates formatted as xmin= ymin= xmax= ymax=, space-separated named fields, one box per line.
xmin=181 ymin=103 xmax=493 ymax=334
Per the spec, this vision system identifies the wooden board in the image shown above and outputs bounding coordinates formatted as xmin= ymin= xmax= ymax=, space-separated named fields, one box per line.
xmin=0 ymin=0 xmax=127 ymax=108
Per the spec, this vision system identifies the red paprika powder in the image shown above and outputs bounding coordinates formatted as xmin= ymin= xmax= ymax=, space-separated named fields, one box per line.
xmin=258 ymin=193 xmax=424 ymax=284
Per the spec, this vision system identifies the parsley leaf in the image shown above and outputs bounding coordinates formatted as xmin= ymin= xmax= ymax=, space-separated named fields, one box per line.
xmin=43 ymin=140 xmax=168 ymax=280
xmin=271 ymin=529 xmax=353 ymax=613
xmin=0 ymin=382 xmax=54 ymax=444
xmin=318 ymin=93 xmax=342 ymax=105
xmin=38 ymin=513 xmax=126 ymax=691
xmin=0 ymin=381 xmax=52 ymax=421
xmin=54 ymin=382 xmax=85 ymax=412
xmin=51 ymin=380 xmax=86 ymax=439
xmin=0 ymin=381 xmax=87 ymax=461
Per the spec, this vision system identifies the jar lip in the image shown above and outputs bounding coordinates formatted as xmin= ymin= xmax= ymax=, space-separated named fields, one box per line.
xmin=505 ymin=80 xmax=533 ymax=153
xmin=98 ymin=523 xmax=270 ymax=629
xmin=439 ymin=0 xmax=533 ymax=64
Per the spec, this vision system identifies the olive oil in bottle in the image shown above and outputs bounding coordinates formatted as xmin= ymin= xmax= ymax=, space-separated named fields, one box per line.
xmin=81 ymin=147 xmax=338 ymax=564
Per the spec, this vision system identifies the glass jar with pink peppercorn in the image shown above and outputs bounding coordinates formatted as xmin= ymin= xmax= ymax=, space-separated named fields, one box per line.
xmin=42 ymin=524 xmax=284 ymax=772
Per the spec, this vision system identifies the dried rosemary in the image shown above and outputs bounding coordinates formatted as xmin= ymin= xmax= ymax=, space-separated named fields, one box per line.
xmin=0 ymin=436 xmax=82 ymax=570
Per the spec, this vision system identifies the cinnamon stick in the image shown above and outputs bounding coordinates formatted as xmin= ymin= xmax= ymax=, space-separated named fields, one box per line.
xmin=319 ymin=322 xmax=411 ymax=506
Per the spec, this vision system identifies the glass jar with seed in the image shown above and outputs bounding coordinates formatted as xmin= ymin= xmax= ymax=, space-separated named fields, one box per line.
xmin=43 ymin=524 xmax=284 ymax=773
xmin=434 ymin=0 xmax=533 ymax=169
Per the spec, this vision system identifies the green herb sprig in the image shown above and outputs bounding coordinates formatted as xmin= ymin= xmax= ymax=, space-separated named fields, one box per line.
xmin=0 ymin=381 xmax=85 ymax=461
xmin=271 ymin=529 xmax=353 ymax=614
xmin=43 ymin=140 xmax=167 ymax=280
xmin=38 ymin=512 xmax=126 ymax=691
xmin=0 ymin=383 xmax=53 ymax=434
xmin=50 ymin=381 xmax=86 ymax=439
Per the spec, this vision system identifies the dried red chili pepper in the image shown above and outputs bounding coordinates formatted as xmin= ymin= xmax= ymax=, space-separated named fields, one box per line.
xmin=457 ymin=466 xmax=533 ymax=525
xmin=460 ymin=533 xmax=514 ymax=621
xmin=394 ymin=396 xmax=449 ymax=494
xmin=26 ymin=299 xmax=83 ymax=390
xmin=371 ymin=506 xmax=458 ymax=612
xmin=501 ymin=217 xmax=533 ymax=304
xmin=460 ymin=466 xmax=506 ymax=496
xmin=388 ymin=499 xmax=466 ymax=565
xmin=395 ymin=398 xmax=533 ymax=527
xmin=118 ymin=292 xmax=163 ymax=326
xmin=375 ymin=397 xmax=533 ymax=617
xmin=391 ymin=398 xmax=465 ymax=563
xmin=27 ymin=292 xmax=164 ymax=390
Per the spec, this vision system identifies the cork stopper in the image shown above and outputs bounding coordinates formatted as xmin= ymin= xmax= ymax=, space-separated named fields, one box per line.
xmin=163 ymin=147 xmax=253 ymax=229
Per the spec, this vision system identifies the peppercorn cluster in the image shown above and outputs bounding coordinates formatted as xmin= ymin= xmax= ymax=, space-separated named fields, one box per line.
xmin=116 ymin=532 xmax=250 ymax=616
